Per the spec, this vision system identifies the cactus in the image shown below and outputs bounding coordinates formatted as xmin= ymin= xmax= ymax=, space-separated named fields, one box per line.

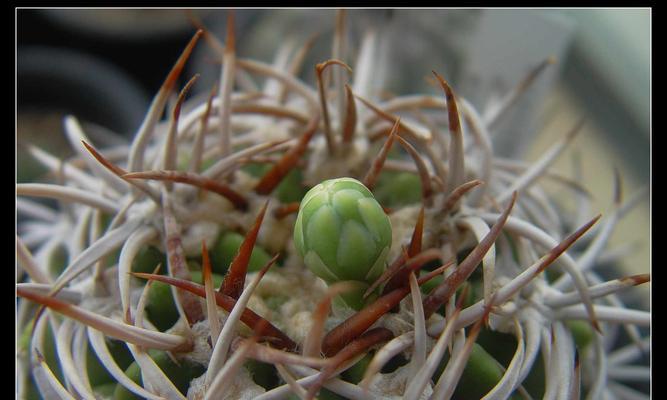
xmin=17 ymin=10 xmax=649 ymax=400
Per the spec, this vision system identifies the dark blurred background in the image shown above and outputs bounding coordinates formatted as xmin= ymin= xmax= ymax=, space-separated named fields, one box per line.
xmin=16 ymin=9 xmax=650 ymax=172
xmin=17 ymin=9 xmax=244 ymax=182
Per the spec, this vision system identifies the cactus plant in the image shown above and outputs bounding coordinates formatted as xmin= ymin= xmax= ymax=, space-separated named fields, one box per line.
xmin=17 ymin=9 xmax=649 ymax=400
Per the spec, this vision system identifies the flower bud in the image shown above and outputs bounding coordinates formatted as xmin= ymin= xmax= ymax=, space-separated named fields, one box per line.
xmin=294 ymin=178 xmax=392 ymax=308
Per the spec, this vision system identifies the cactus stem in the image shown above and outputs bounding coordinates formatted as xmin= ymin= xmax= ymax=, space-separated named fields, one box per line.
xmin=16 ymin=11 xmax=649 ymax=399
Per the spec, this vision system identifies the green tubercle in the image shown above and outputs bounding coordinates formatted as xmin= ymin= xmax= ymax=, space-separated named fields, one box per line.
xmin=433 ymin=342 xmax=523 ymax=400
xmin=112 ymin=350 xmax=205 ymax=399
xmin=210 ymin=232 xmax=273 ymax=275
xmin=294 ymin=177 xmax=391 ymax=309
xmin=374 ymin=171 xmax=422 ymax=207
xmin=342 ymin=352 xmax=374 ymax=384
xmin=48 ymin=244 xmax=69 ymax=279
xmin=567 ymin=320 xmax=595 ymax=351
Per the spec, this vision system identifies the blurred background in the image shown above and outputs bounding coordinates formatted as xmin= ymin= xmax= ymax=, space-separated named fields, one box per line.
xmin=17 ymin=9 xmax=650 ymax=305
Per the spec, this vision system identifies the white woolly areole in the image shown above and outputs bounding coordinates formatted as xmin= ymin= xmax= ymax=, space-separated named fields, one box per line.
xmin=304 ymin=137 xmax=370 ymax=185
xmin=387 ymin=205 xmax=423 ymax=261
xmin=250 ymin=268 xmax=328 ymax=341
xmin=126 ymin=199 xmax=158 ymax=223
xmin=179 ymin=319 xmax=220 ymax=366
xmin=179 ymin=220 xmax=220 ymax=257
xmin=186 ymin=364 xmax=265 ymax=400
xmin=368 ymin=366 xmax=434 ymax=399
xmin=258 ymin=201 xmax=298 ymax=254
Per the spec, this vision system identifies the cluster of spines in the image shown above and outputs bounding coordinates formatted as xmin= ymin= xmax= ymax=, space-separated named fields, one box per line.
xmin=16 ymin=10 xmax=650 ymax=400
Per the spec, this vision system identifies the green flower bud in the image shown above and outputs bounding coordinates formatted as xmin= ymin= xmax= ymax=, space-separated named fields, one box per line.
xmin=294 ymin=178 xmax=392 ymax=309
